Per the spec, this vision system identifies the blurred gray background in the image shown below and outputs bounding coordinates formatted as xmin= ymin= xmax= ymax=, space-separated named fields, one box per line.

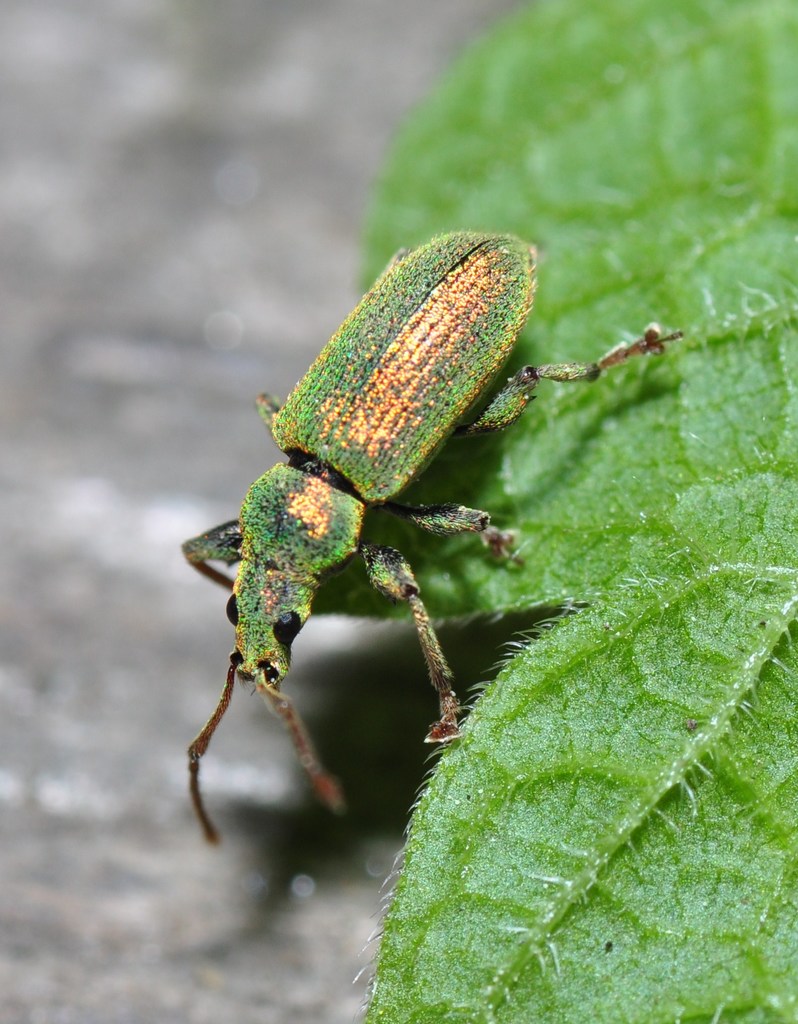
xmin=0 ymin=2 xmax=520 ymax=1022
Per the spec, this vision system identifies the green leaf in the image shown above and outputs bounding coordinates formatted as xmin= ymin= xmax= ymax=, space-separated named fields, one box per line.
xmin=363 ymin=0 xmax=798 ymax=1020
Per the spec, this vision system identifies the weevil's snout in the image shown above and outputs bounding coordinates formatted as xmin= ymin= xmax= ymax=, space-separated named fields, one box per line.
xmin=255 ymin=658 xmax=284 ymax=689
xmin=235 ymin=648 xmax=290 ymax=693
xmin=230 ymin=653 xmax=268 ymax=680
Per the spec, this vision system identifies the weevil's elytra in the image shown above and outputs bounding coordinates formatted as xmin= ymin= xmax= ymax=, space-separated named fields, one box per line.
xmin=182 ymin=231 xmax=681 ymax=841
xmin=272 ymin=236 xmax=535 ymax=501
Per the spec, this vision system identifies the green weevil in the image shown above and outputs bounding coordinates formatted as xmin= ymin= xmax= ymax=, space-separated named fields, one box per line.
xmin=183 ymin=231 xmax=680 ymax=841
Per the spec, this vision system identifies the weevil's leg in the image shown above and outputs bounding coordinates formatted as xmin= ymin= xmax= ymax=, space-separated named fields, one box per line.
xmin=187 ymin=656 xmax=238 ymax=843
xmin=182 ymin=519 xmax=242 ymax=589
xmin=456 ymin=324 xmax=682 ymax=437
xmin=382 ymin=500 xmax=521 ymax=564
xmin=255 ymin=393 xmax=281 ymax=435
xmin=360 ymin=540 xmax=460 ymax=743
xmin=455 ymin=366 xmax=540 ymax=437
xmin=256 ymin=679 xmax=345 ymax=813
xmin=383 ymin=500 xmax=490 ymax=536
xmin=535 ymin=324 xmax=683 ymax=383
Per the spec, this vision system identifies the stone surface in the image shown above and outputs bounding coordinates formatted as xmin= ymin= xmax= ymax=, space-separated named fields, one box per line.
xmin=0 ymin=1 xmax=518 ymax=1021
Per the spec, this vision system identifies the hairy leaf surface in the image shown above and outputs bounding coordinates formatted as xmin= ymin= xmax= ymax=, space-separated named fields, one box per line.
xmin=361 ymin=0 xmax=798 ymax=1020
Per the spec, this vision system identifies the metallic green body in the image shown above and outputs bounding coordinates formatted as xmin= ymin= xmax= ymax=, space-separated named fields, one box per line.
xmin=271 ymin=233 xmax=535 ymax=502
xmin=182 ymin=228 xmax=678 ymax=839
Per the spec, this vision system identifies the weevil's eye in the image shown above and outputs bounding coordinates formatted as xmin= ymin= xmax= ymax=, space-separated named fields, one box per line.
xmin=226 ymin=594 xmax=239 ymax=626
xmin=258 ymin=661 xmax=280 ymax=684
xmin=273 ymin=610 xmax=302 ymax=646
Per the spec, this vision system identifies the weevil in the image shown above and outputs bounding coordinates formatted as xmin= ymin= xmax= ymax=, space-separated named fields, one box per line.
xmin=183 ymin=231 xmax=680 ymax=841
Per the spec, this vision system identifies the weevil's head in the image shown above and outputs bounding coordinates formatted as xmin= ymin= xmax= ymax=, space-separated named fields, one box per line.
xmin=226 ymin=565 xmax=314 ymax=690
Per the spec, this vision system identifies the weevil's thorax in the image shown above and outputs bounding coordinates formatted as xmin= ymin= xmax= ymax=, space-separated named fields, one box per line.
xmin=233 ymin=463 xmax=364 ymax=678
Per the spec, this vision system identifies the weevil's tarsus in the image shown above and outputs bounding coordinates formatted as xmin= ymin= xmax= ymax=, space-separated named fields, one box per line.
xmin=408 ymin=594 xmax=460 ymax=743
xmin=188 ymin=656 xmax=238 ymax=844
xmin=455 ymin=324 xmax=680 ymax=442
xmin=360 ymin=540 xmax=461 ymax=743
xmin=595 ymin=324 xmax=683 ymax=371
xmin=257 ymin=673 xmax=345 ymax=813
xmin=536 ymin=324 xmax=683 ymax=383
xmin=481 ymin=525 xmax=523 ymax=564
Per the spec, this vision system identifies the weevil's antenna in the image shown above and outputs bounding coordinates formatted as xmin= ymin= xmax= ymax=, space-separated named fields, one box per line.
xmin=188 ymin=655 xmax=237 ymax=844
xmin=257 ymin=676 xmax=346 ymax=814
